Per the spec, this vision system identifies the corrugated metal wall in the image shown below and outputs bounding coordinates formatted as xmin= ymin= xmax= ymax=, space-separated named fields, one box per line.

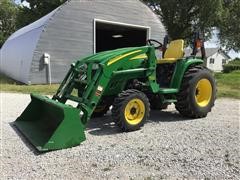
xmin=30 ymin=0 xmax=165 ymax=84
xmin=0 ymin=8 xmax=60 ymax=84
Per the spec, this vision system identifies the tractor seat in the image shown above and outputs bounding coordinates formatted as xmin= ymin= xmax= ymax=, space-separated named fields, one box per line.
xmin=157 ymin=39 xmax=184 ymax=64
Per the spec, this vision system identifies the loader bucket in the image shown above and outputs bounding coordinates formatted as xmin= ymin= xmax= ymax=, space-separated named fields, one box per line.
xmin=14 ymin=94 xmax=86 ymax=152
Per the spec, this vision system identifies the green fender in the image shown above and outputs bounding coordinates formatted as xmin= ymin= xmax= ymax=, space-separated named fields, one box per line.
xmin=170 ymin=58 xmax=204 ymax=90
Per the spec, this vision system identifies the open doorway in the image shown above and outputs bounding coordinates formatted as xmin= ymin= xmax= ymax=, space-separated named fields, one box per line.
xmin=94 ymin=19 xmax=150 ymax=53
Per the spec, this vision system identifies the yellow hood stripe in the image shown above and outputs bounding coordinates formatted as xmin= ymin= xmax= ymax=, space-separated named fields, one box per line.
xmin=107 ymin=50 xmax=142 ymax=66
xmin=130 ymin=53 xmax=148 ymax=60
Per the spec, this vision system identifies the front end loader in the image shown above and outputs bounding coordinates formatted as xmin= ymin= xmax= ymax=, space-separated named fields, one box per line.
xmin=15 ymin=38 xmax=216 ymax=151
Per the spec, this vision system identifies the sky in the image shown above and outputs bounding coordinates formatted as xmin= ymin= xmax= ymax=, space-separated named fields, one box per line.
xmin=14 ymin=1 xmax=239 ymax=59
xmin=14 ymin=0 xmax=29 ymax=6
xmin=205 ymin=30 xmax=239 ymax=59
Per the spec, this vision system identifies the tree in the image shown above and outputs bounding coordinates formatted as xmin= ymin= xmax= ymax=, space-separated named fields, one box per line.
xmin=144 ymin=0 xmax=239 ymax=52
xmin=0 ymin=0 xmax=68 ymax=47
xmin=219 ymin=0 xmax=240 ymax=51
xmin=0 ymin=0 xmax=19 ymax=47
xmin=144 ymin=0 xmax=223 ymax=42
xmin=18 ymin=0 xmax=67 ymax=27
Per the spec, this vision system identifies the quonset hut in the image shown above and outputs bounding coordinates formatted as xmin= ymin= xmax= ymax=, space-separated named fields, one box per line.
xmin=0 ymin=0 xmax=165 ymax=84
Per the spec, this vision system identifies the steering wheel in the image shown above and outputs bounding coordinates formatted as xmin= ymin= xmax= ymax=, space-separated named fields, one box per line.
xmin=147 ymin=39 xmax=163 ymax=49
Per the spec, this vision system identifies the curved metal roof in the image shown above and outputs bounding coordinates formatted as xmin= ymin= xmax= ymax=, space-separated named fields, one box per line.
xmin=7 ymin=8 xmax=60 ymax=42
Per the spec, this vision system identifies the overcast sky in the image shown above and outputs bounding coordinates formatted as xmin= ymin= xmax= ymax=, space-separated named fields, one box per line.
xmin=15 ymin=0 xmax=29 ymax=6
xmin=14 ymin=0 xmax=239 ymax=58
xmin=205 ymin=30 xmax=239 ymax=58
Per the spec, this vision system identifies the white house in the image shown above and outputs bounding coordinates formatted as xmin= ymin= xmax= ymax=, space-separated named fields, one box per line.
xmin=185 ymin=48 xmax=231 ymax=72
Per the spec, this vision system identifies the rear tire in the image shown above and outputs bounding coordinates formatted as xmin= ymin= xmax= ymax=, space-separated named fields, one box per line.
xmin=112 ymin=89 xmax=150 ymax=131
xmin=175 ymin=65 xmax=216 ymax=118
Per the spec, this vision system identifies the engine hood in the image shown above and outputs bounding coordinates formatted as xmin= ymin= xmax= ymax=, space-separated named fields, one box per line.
xmin=79 ymin=46 xmax=149 ymax=65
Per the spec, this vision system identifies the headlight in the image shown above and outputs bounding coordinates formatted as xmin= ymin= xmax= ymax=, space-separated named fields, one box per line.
xmin=83 ymin=63 xmax=88 ymax=69
xmin=92 ymin=63 xmax=99 ymax=70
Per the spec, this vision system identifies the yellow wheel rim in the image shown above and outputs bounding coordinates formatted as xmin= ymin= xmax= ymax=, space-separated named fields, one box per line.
xmin=195 ymin=79 xmax=212 ymax=107
xmin=124 ymin=98 xmax=145 ymax=125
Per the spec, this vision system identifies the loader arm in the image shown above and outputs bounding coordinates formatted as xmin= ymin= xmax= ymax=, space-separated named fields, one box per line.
xmin=52 ymin=46 xmax=158 ymax=125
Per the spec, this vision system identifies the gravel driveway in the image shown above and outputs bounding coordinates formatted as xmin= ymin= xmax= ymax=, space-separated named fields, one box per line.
xmin=0 ymin=92 xmax=239 ymax=179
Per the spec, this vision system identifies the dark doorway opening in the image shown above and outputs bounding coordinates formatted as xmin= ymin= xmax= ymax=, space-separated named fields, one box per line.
xmin=95 ymin=21 xmax=149 ymax=53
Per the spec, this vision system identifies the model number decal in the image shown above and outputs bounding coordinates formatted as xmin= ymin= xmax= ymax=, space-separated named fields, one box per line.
xmin=96 ymin=86 xmax=103 ymax=96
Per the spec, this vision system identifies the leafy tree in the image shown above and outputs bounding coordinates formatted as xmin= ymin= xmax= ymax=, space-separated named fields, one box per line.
xmin=18 ymin=0 xmax=67 ymax=27
xmin=0 ymin=0 xmax=19 ymax=47
xmin=143 ymin=0 xmax=223 ymax=42
xmin=219 ymin=0 xmax=240 ymax=51
xmin=0 ymin=0 xmax=67 ymax=47
xmin=144 ymin=0 xmax=239 ymax=51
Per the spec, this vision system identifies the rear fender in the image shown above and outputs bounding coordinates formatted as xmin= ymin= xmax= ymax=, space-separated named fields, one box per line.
xmin=170 ymin=58 xmax=204 ymax=89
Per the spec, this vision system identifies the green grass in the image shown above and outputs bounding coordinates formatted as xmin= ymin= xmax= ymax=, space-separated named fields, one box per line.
xmin=1 ymin=71 xmax=240 ymax=99
xmin=0 ymin=74 xmax=59 ymax=95
xmin=215 ymin=71 xmax=240 ymax=99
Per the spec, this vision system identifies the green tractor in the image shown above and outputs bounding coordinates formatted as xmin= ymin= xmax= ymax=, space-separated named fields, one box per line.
xmin=15 ymin=37 xmax=216 ymax=151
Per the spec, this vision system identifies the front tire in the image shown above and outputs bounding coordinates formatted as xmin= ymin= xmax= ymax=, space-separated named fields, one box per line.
xmin=175 ymin=66 xmax=216 ymax=118
xmin=112 ymin=89 xmax=150 ymax=131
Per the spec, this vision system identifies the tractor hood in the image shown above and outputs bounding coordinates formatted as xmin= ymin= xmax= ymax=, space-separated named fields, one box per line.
xmin=80 ymin=46 xmax=149 ymax=65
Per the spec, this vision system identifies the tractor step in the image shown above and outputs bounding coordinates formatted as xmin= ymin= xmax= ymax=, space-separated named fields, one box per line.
xmin=158 ymin=88 xmax=178 ymax=94
xmin=163 ymin=99 xmax=177 ymax=103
